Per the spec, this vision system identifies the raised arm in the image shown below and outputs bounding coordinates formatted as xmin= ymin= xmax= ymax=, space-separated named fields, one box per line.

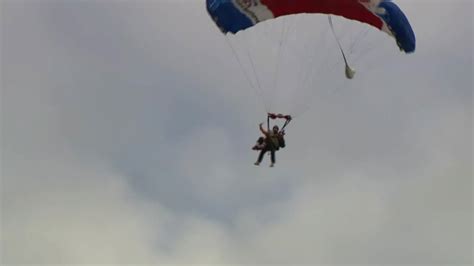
xmin=259 ymin=123 xmax=268 ymax=136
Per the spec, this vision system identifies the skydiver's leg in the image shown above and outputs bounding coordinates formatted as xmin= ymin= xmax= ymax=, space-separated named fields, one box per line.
xmin=270 ymin=149 xmax=275 ymax=167
xmin=256 ymin=147 xmax=268 ymax=165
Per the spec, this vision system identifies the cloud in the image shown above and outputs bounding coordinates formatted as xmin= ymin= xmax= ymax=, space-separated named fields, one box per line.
xmin=3 ymin=157 xmax=167 ymax=264
xmin=2 ymin=0 xmax=471 ymax=265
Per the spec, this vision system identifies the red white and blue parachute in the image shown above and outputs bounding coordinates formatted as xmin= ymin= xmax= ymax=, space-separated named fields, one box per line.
xmin=207 ymin=0 xmax=415 ymax=53
xmin=206 ymin=0 xmax=416 ymax=117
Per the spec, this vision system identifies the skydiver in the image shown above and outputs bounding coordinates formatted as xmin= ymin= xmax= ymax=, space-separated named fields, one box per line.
xmin=254 ymin=123 xmax=286 ymax=167
xmin=251 ymin=136 xmax=266 ymax=151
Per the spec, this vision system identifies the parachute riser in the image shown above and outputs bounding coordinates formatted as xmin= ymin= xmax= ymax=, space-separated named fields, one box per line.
xmin=267 ymin=112 xmax=292 ymax=131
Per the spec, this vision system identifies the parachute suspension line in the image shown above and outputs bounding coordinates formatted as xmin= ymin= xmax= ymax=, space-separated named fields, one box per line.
xmin=354 ymin=40 xmax=375 ymax=60
xmin=348 ymin=29 xmax=384 ymax=76
xmin=268 ymin=17 xmax=294 ymax=112
xmin=351 ymin=29 xmax=388 ymax=70
xmin=268 ymin=19 xmax=287 ymax=108
xmin=328 ymin=15 xmax=355 ymax=79
xmin=223 ymin=35 xmax=269 ymax=113
xmin=293 ymin=16 xmax=316 ymax=99
xmin=351 ymin=42 xmax=376 ymax=68
xmin=291 ymin=25 xmax=335 ymax=117
xmin=292 ymin=23 xmax=349 ymax=118
xmin=241 ymin=31 xmax=270 ymax=110
xmin=349 ymin=27 xmax=370 ymax=54
xmin=274 ymin=16 xmax=312 ymax=115
xmin=301 ymin=28 xmax=330 ymax=90
xmin=295 ymin=23 xmax=330 ymax=98
xmin=348 ymin=27 xmax=379 ymax=72
xmin=245 ymin=46 xmax=268 ymax=112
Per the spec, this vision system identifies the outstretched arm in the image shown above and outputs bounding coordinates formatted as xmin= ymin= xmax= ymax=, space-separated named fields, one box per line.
xmin=259 ymin=123 xmax=268 ymax=136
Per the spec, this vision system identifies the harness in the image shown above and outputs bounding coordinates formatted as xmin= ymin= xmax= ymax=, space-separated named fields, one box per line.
xmin=266 ymin=113 xmax=291 ymax=150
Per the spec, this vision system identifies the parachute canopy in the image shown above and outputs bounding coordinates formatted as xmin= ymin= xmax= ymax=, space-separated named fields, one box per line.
xmin=207 ymin=0 xmax=415 ymax=53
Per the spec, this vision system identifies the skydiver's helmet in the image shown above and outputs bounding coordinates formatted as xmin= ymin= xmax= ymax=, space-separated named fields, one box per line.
xmin=272 ymin=125 xmax=279 ymax=133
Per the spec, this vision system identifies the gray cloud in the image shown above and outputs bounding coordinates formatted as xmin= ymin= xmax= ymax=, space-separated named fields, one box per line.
xmin=2 ymin=0 xmax=472 ymax=264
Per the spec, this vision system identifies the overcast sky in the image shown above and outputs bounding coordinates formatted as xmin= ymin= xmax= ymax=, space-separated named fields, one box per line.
xmin=1 ymin=0 xmax=472 ymax=265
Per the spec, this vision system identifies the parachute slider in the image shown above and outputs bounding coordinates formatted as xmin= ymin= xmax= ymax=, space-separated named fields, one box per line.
xmin=268 ymin=113 xmax=292 ymax=121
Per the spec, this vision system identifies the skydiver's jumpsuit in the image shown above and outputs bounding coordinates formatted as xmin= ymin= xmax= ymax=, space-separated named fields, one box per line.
xmin=257 ymin=133 xmax=283 ymax=164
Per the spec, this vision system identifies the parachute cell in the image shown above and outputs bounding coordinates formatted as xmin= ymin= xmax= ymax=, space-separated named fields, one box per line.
xmin=207 ymin=0 xmax=416 ymax=53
